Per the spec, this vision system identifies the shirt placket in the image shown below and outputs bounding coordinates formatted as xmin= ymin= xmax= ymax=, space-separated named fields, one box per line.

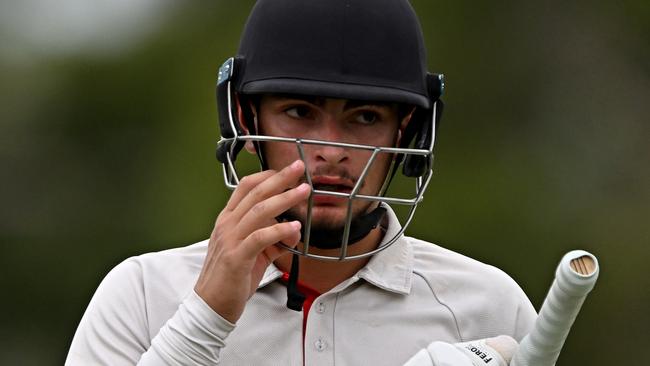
xmin=303 ymin=292 xmax=336 ymax=366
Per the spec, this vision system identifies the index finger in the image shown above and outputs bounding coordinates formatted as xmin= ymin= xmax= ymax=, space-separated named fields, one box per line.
xmin=225 ymin=169 xmax=276 ymax=211
xmin=232 ymin=160 xmax=305 ymax=218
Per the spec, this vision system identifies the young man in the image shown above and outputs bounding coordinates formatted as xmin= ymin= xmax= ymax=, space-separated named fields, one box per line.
xmin=67 ymin=1 xmax=536 ymax=365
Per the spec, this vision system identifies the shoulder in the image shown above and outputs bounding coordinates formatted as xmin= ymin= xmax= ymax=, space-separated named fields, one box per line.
xmin=68 ymin=241 xmax=209 ymax=364
xmin=100 ymin=239 xmax=208 ymax=290
xmin=132 ymin=239 xmax=208 ymax=276
xmin=91 ymin=239 xmax=208 ymax=304
xmin=122 ymin=239 xmax=208 ymax=313
xmin=405 ymin=236 xmax=536 ymax=341
xmin=76 ymin=240 xmax=209 ymax=339
xmin=407 ymin=237 xmax=521 ymax=296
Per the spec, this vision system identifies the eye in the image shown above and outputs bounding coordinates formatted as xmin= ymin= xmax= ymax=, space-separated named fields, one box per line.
xmin=285 ymin=105 xmax=312 ymax=119
xmin=355 ymin=111 xmax=379 ymax=125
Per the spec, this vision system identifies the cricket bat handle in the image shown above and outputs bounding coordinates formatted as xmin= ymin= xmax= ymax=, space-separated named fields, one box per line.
xmin=510 ymin=250 xmax=599 ymax=366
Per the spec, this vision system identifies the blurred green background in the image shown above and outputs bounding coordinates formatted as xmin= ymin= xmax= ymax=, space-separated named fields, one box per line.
xmin=1 ymin=0 xmax=648 ymax=364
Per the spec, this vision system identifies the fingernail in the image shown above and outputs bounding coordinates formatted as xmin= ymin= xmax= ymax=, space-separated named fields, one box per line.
xmin=291 ymin=160 xmax=303 ymax=169
xmin=290 ymin=221 xmax=301 ymax=230
xmin=296 ymin=183 xmax=310 ymax=193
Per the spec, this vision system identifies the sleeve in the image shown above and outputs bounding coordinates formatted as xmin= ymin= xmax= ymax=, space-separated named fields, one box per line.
xmin=65 ymin=258 xmax=237 ymax=365
xmin=137 ymin=291 xmax=235 ymax=365
xmin=66 ymin=258 xmax=151 ymax=365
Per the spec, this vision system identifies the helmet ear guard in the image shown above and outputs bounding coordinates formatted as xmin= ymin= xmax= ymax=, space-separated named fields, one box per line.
xmin=401 ymin=73 xmax=444 ymax=178
xmin=216 ymin=57 xmax=267 ymax=171
xmin=216 ymin=57 xmax=247 ymax=165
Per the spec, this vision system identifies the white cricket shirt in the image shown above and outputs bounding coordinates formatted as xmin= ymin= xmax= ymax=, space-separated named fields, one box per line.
xmin=67 ymin=207 xmax=536 ymax=365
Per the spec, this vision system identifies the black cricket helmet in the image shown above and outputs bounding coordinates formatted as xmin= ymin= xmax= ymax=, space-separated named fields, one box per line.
xmin=216 ymin=0 xmax=444 ymax=261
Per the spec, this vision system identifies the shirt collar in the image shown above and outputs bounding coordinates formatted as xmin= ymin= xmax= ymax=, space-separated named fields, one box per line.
xmin=258 ymin=204 xmax=414 ymax=295
xmin=356 ymin=204 xmax=413 ymax=295
xmin=259 ymin=263 xmax=283 ymax=288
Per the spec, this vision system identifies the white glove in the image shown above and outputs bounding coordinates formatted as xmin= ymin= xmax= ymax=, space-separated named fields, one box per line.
xmin=403 ymin=335 xmax=518 ymax=366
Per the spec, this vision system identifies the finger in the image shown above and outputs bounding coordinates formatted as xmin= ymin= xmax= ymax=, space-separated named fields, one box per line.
xmin=236 ymin=182 xmax=310 ymax=236
xmin=225 ymin=169 xmax=276 ymax=211
xmin=239 ymin=221 xmax=302 ymax=260
xmin=453 ymin=337 xmax=516 ymax=366
xmin=232 ymin=159 xmax=305 ymax=218
xmin=485 ymin=336 xmax=518 ymax=363
xmin=262 ymin=231 xmax=302 ymax=263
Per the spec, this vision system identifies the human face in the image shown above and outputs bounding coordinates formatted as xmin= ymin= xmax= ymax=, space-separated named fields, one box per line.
xmin=253 ymin=94 xmax=407 ymax=232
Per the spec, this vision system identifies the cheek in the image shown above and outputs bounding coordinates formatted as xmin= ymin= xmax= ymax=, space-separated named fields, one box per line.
xmin=263 ymin=141 xmax=300 ymax=169
xmin=363 ymin=125 xmax=400 ymax=150
xmin=358 ymin=152 xmax=393 ymax=189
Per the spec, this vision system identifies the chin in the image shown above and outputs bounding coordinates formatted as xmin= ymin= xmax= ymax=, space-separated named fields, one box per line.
xmin=287 ymin=203 xmax=372 ymax=231
xmin=286 ymin=207 xmax=341 ymax=230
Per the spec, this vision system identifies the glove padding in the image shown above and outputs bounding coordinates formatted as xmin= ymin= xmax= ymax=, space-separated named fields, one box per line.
xmin=403 ymin=335 xmax=518 ymax=366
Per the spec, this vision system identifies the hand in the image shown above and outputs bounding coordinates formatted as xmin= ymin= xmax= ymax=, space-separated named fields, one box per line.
xmin=457 ymin=336 xmax=518 ymax=365
xmin=194 ymin=160 xmax=311 ymax=323
xmin=403 ymin=335 xmax=518 ymax=366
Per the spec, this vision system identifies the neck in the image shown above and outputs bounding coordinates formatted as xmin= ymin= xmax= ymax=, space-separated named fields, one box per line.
xmin=274 ymin=226 xmax=384 ymax=293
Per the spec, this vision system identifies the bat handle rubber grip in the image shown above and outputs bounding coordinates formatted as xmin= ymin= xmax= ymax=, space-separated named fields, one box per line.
xmin=511 ymin=250 xmax=599 ymax=366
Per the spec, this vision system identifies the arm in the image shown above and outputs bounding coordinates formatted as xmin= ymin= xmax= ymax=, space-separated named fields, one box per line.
xmin=137 ymin=291 xmax=235 ymax=365
xmin=67 ymin=160 xmax=310 ymax=365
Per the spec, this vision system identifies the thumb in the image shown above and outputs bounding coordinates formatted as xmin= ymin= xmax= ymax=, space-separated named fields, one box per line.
xmin=454 ymin=335 xmax=518 ymax=366
xmin=402 ymin=336 xmax=519 ymax=366
xmin=485 ymin=335 xmax=518 ymax=363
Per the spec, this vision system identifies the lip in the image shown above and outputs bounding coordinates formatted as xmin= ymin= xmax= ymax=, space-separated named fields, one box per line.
xmin=310 ymin=175 xmax=354 ymax=205
xmin=310 ymin=175 xmax=354 ymax=188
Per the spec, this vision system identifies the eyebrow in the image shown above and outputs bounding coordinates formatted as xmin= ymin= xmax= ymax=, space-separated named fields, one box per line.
xmin=269 ymin=93 xmax=395 ymax=111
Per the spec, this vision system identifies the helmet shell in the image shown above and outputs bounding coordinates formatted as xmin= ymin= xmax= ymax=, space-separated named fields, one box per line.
xmin=235 ymin=0 xmax=431 ymax=108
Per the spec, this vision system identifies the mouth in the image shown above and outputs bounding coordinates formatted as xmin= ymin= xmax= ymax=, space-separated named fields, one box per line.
xmin=311 ymin=176 xmax=354 ymax=193
xmin=313 ymin=183 xmax=353 ymax=193
xmin=310 ymin=176 xmax=355 ymax=204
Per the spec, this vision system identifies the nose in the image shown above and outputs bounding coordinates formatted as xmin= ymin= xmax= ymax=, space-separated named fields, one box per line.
xmin=315 ymin=144 xmax=348 ymax=165
xmin=313 ymin=119 xmax=349 ymax=164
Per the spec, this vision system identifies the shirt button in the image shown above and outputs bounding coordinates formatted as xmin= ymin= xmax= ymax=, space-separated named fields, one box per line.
xmin=315 ymin=302 xmax=325 ymax=313
xmin=314 ymin=338 xmax=327 ymax=351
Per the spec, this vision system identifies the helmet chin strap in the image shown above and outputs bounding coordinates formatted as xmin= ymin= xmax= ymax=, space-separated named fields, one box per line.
xmin=281 ymin=206 xmax=387 ymax=311
xmin=279 ymin=206 xmax=387 ymax=250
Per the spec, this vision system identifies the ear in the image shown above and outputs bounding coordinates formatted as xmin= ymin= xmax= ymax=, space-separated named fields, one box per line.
xmin=396 ymin=107 xmax=416 ymax=146
xmin=235 ymin=94 xmax=257 ymax=154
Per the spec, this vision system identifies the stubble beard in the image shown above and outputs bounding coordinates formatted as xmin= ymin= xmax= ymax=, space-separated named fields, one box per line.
xmin=285 ymin=199 xmax=376 ymax=233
